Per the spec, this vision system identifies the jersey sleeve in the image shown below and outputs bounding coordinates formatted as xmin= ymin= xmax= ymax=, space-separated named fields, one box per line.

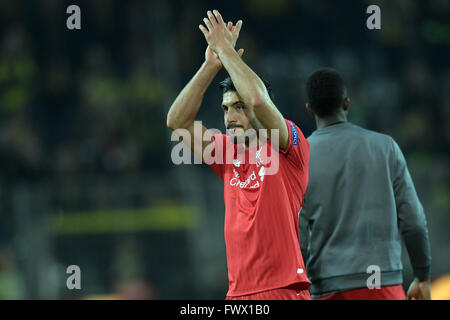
xmin=279 ymin=119 xmax=310 ymax=170
xmin=391 ymin=138 xmax=431 ymax=280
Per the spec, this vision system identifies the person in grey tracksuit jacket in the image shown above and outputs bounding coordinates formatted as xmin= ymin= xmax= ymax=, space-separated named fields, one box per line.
xmin=299 ymin=68 xmax=431 ymax=300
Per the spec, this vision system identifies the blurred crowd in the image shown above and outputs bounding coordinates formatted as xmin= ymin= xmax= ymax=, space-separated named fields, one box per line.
xmin=0 ymin=0 xmax=449 ymax=298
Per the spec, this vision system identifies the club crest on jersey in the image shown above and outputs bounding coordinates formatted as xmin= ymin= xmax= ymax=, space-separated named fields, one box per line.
xmin=256 ymin=146 xmax=263 ymax=167
xmin=258 ymin=166 xmax=265 ymax=181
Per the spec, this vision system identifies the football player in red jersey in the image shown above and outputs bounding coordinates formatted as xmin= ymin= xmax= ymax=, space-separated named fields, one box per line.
xmin=167 ymin=10 xmax=311 ymax=299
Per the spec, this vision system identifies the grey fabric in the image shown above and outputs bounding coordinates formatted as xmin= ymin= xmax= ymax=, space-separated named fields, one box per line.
xmin=300 ymin=122 xmax=431 ymax=297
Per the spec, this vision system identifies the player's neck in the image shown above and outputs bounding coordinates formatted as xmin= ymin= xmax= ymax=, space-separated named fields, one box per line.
xmin=232 ymin=135 xmax=261 ymax=152
xmin=244 ymin=135 xmax=262 ymax=150
xmin=315 ymin=110 xmax=347 ymax=129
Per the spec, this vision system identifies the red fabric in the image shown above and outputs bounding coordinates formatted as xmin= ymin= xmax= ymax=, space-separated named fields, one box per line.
xmin=208 ymin=119 xmax=310 ymax=297
xmin=315 ymin=285 xmax=407 ymax=300
xmin=226 ymin=284 xmax=311 ymax=300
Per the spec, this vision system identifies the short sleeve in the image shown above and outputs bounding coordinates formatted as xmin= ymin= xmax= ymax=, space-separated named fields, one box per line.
xmin=279 ymin=119 xmax=310 ymax=170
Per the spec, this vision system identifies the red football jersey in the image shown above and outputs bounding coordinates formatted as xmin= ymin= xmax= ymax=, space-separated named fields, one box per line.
xmin=208 ymin=119 xmax=311 ymax=297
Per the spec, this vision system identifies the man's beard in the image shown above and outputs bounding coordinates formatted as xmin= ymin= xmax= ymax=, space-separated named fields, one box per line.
xmin=227 ymin=128 xmax=258 ymax=146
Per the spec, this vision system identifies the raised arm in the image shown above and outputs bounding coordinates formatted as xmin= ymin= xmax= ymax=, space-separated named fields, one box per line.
xmin=199 ymin=10 xmax=289 ymax=149
xmin=166 ymin=50 xmax=220 ymax=162
xmin=167 ymin=21 xmax=243 ymax=161
xmin=166 ymin=52 xmax=220 ymax=131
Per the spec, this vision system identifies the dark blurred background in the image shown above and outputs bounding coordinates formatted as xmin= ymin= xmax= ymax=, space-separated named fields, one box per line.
xmin=0 ymin=0 xmax=449 ymax=299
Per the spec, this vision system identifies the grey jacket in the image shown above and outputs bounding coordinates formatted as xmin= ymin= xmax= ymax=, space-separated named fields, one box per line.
xmin=300 ymin=122 xmax=431 ymax=298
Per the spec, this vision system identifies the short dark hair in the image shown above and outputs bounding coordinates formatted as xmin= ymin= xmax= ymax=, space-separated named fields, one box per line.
xmin=306 ymin=68 xmax=346 ymax=118
xmin=219 ymin=76 xmax=274 ymax=101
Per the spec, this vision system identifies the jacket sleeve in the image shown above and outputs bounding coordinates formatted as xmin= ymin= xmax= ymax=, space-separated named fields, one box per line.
xmin=299 ymin=198 xmax=311 ymax=266
xmin=391 ymin=138 xmax=432 ymax=280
